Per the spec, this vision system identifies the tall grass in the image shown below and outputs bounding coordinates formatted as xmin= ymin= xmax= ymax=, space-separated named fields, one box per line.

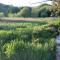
xmin=3 ymin=39 xmax=56 ymax=60
xmin=0 ymin=18 xmax=60 ymax=60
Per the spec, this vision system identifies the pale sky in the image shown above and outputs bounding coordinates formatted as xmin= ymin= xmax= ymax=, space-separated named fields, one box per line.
xmin=0 ymin=0 xmax=51 ymax=7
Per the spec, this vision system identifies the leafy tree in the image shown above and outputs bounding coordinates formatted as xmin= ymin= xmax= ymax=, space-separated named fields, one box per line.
xmin=8 ymin=5 xmax=20 ymax=13
xmin=31 ymin=7 xmax=38 ymax=17
xmin=32 ymin=4 xmax=51 ymax=17
xmin=38 ymin=4 xmax=51 ymax=17
xmin=16 ymin=7 xmax=32 ymax=17
xmin=0 ymin=3 xmax=20 ymax=17
xmin=49 ymin=0 xmax=60 ymax=16
xmin=39 ymin=8 xmax=51 ymax=17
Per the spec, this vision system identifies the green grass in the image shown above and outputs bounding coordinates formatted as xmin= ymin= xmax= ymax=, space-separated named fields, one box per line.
xmin=0 ymin=17 xmax=60 ymax=60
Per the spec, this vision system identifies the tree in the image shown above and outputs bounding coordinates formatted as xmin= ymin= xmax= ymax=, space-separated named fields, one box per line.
xmin=39 ymin=8 xmax=51 ymax=17
xmin=16 ymin=7 xmax=32 ymax=17
xmin=49 ymin=0 xmax=60 ymax=16
xmin=32 ymin=4 xmax=51 ymax=17
xmin=38 ymin=4 xmax=51 ymax=17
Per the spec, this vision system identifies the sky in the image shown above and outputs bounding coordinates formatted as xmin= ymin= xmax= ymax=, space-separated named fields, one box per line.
xmin=0 ymin=0 xmax=51 ymax=7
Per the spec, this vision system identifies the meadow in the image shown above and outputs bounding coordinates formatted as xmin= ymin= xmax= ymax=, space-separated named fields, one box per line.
xmin=0 ymin=17 xmax=60 ymax=60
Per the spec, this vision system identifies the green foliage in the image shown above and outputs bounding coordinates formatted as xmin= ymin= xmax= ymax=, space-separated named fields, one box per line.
xmin=39 ymin=8 xmax=51 ymax=17
xmin=0 ymin=3 xmax=20 ymax=17
xmin=3 ymin=39 xmax=56 ymax=60
xmin=16 ymin=7 xmax=31 ymax=17
xmin=0 ymin=18 xmax=60 ymax=60
xmin=38 ymin=4 xmax=51 ymax=17
xmin=0 ymin=4 xmax=54 ymax=17
xmin=32 ymin=4 xmax=51 ymax=17
xmin=31 ymin=7 xmax=38 ymax=17
xmin=0 ymin=12 xmax=4 ymax=17
xmin=49 ymin=0 xmax=60 ymax=16
xmin=8 ymin=13 xmax=15 ymax=17
xmin=0 ymin=2 xmax=60 ymax=17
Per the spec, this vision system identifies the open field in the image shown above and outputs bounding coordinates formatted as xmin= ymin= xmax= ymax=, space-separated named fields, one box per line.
xmin=0 ymin=17 xmax=60 ymax=60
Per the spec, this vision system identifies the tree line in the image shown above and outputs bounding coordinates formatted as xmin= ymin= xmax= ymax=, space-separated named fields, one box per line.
xmin=0 ymin=0 xmax=60 ymax=17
